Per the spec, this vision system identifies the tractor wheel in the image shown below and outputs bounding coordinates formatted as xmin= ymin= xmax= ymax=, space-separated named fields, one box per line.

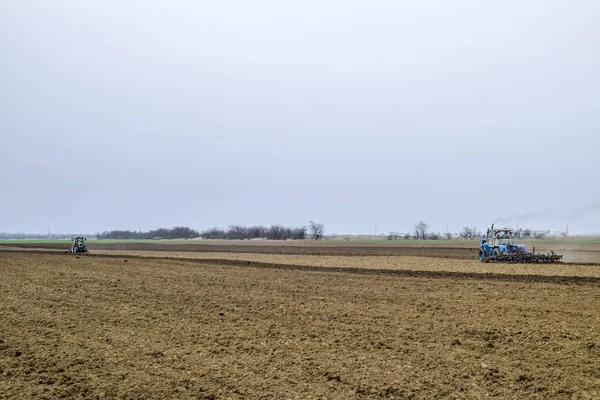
xmin=493 ymin=248 xmax=501 ymax=257
xmin=73 ymin=247 xmax=78 ymax=254
xmin=478 ymin=249 xmax=485 ymax=262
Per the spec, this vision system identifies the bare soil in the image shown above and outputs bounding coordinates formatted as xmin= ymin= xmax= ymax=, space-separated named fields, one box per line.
xmin=4 ymin=240 xmax=600 ymax=263
xmin=2 ymin=251 xmax=600 ymax=399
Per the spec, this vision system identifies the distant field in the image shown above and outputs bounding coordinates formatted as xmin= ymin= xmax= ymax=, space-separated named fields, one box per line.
xmin=328 ymin=238 xmax=600 ymax=244
xmin=2 ymin=238 xmax=600 ymax=263
xmin=0 ymin=239 xmax=197 ymax=245
xmin=0 ymin=239 xmax=72 ymax=245
xmin=104 ymin=238 xmax=600 ymax=254
xmin=2 ymin=237 xmax=600 ymax=246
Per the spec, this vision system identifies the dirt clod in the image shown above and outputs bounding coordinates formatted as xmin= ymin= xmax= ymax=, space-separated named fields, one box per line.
xmin=517 ymin=374 xmax=533 ymax=382
xmin=325 ymin=372 xmax=341 ymax=381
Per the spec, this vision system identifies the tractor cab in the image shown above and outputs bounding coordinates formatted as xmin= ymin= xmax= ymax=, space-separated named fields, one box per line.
xmin=484 ymin=227 xmax=514 ymax=248
xmin=478 ymin=224 xmax=522 ymax=261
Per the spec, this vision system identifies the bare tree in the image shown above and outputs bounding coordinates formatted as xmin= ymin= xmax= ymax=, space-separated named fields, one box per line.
xmin=309 ymin=221 xmax=325 ymax=240
xmin=444 ymin=231 xmax=453 ymax=240
xmin=414 ymin=221 xmax=428 ymax=240
xmin=292 ymin=226 xmax=308 ymax=240
xmin=460 ymin=226 xmax=472 ymax=239
xmin=429 ymin=232 xmax=441 ymax=240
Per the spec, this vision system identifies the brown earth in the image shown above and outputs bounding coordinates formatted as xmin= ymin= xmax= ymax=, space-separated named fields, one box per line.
xmin=2 ymin=251 xmax=600 ymax=399
xmin=0 ymin=241 xmax=479 ymax=258
xmin=65 ymin=250 xmax=600 ymax=279
xmin=4 ymin=240 xmax=600 ymax=263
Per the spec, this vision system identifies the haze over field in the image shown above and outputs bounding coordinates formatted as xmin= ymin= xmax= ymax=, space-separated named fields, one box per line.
xmin=1 ymin=0 xmax=599 ymax=234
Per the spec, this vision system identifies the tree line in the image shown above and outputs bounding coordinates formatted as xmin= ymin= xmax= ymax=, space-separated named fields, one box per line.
xmin=199 ymin=221 xmax=324 ymax=240
xmin=389 ymin=221 xmax=551 ymax=240
xmin=200 ymin=225 xmax=306 ymax=240
xmin=95 ymin=221 xmax=325 ymax=241
xmin=0 ymin=232 xmax=79 ymax=240
xmin=96 ymin=226 xmax=200 ymax=240
xmin=405 ymin=221 xmax=481 ymax=240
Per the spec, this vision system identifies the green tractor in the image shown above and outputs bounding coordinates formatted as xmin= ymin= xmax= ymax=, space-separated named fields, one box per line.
xmin=71 ymin=236 xmax=88 ymax=253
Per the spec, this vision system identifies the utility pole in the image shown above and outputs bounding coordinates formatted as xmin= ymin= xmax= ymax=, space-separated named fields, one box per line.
xmin=375 ymin=226 xmax=377 ymax=236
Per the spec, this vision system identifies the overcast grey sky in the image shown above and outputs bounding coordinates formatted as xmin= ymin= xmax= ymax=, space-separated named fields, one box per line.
xmin=1 ymin=0 xmax=599 ymax=235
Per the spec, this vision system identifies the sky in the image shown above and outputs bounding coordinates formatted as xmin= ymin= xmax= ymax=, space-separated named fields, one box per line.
xmin=1 ymin=0 xmax=599 ymax=235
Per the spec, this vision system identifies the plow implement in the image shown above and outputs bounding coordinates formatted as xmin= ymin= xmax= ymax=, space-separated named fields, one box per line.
xmin=478 ymin=224 xmax=563 ymax=264
xmin=480 ymin=248 xmax=563 ymax=264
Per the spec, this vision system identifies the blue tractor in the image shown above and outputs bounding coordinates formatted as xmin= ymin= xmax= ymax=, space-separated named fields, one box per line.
xmin=478 ymin=225 xmax=524 ymax=262
xmin=478 ymin=224 xmax=562 ymax=263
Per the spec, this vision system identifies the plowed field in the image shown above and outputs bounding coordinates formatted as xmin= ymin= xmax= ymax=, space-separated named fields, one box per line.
xmin=4 ymin=239 xmax=600 ymax=263
xmin=2 ymin=249 xmax=600 ymax=399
